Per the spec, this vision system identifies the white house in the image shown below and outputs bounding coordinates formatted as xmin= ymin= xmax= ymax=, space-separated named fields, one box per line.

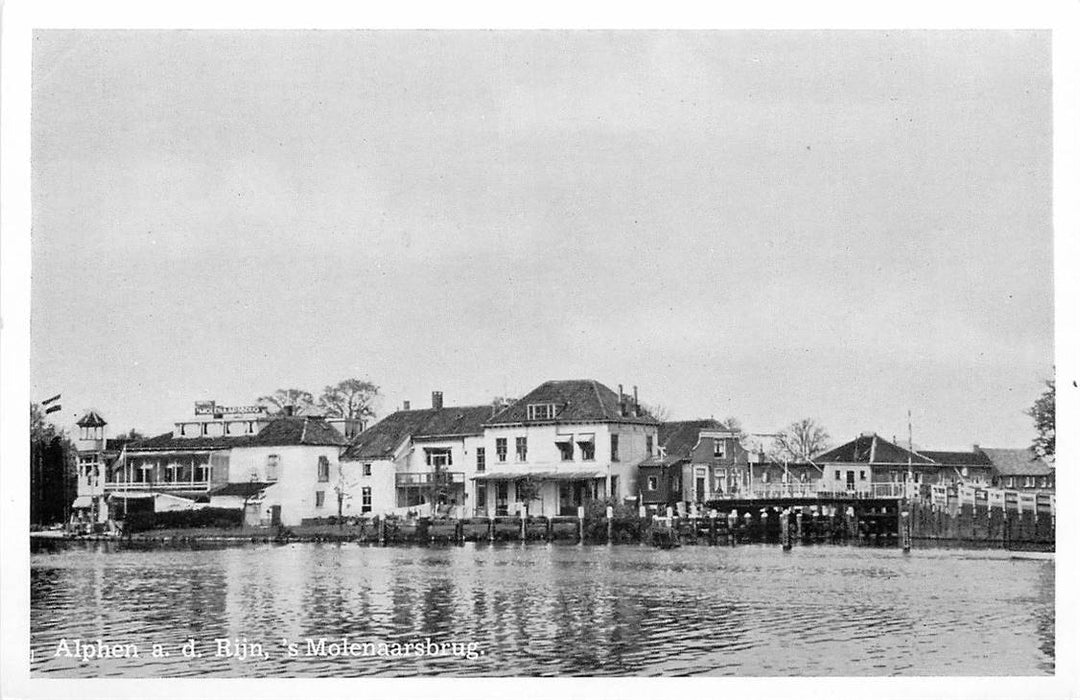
xmin=475 ymin=380 xmax=658 ymax=516
xmin=340 ymin=392 xmax=491 ymax=517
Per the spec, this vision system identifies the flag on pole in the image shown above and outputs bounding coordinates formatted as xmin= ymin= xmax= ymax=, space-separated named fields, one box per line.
xmin=42 ymin=393 xmax=62 ymax=414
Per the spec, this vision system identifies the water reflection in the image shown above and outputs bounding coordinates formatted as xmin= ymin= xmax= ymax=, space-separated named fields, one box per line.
xmin=30 ymin=541 xmax=1054 ymax=677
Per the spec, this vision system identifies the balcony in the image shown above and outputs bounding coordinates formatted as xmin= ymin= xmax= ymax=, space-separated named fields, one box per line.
xmin=104 ymin=480 xmax=210 ymax=492
xmin=396 ymin=472 xmax=466 ymax=487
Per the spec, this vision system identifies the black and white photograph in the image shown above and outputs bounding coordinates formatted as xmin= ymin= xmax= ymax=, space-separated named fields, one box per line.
xmin=2 ymin=3 xmax=1078 ymax=697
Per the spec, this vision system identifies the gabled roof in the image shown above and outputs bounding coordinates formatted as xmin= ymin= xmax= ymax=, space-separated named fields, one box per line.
xmin=815 ymin=434 xmax=934 ymax=465
xmin=485 ymin=380 xmax=658 ymax=426
xmin=76 ymin=410 xmax=107 ymax=427
xmin=978 ymin=447 xmax=1052 ymax=476
xmin=640 ymin=419 xmax=728 ymax=467
xmin=343 ymin=405 xmax=492 ymax=460
xmin=919 ymin=450 xmax=993 ymax=468
xmin=126 ymin=416 xmax=346 ymax=452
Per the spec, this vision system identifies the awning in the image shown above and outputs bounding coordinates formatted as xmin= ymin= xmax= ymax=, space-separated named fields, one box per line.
xmin=106 ymin=491 xmax=156 ymax=500
xmin=575 ymin=433 xmax=595 ymax=443
xmin=472 ymin=470 xmax=605 ymax=481
xmin=71 ymin=496 xmax=94 ymax=508
xmin=554 ymin=434 xmax=573 ymax=443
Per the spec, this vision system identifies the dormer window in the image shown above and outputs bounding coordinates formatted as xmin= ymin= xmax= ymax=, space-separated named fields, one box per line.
xmin=527 ymin=403 xmax=556 ymax=421
xmin=714 ymin=439 xmax=726 ymax=458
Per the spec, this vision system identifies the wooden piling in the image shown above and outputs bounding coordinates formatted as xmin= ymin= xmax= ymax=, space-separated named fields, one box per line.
xmin=377 ymin=516 xmax=386 ymax=546
xmin=488 ymin=516 xmax=495 ymax=542
xmin=606 ymin=506 xmax=614 ymax=544
xmin=709 ymin=509 xmax=717 ymax=546
xmin=520 ymin=511 xmax=527 ymax=542
xmin=577 ymin=506 xmax=585 ymax=543
xmin=781 ymin=508 xmax=792 ymax=551
xmin=795 ymin=509 xmax=804 ymax=541
xmin=900 ymin=509 xmax=911 ymax=552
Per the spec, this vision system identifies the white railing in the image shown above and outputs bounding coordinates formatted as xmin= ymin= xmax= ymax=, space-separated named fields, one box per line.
xmin=105 ymin=481 xmax=210 ymax=491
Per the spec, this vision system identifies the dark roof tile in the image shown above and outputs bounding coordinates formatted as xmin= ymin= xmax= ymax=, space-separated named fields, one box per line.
xmin=815 ymin=434 xmax=935 ymax=465
xmin=919 ymin=450 xmax=993 ymax=467
xmin=485 ymin=380 xmax=657 ymax=426
xmin=979 ymin=447 xmax=1053 ymax=476
xmin=343 ymin=405 xmax=492 ymax=460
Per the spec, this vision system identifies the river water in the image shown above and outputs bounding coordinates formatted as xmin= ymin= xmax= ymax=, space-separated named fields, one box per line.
xmin=30 ymin=541 xmax=1054 ymax=677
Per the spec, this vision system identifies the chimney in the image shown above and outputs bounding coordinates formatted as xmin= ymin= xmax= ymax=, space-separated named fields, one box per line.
xmin=403 ymin=400 xmax=411 ymax=411
xmin=283 ymin=405 xmax=294 ymax=417
xmin=618 ymin=384 xmax=626 ymax=416
xmin=633 ymin=385 xmax=639 ymax=416
xmin=432 ymin=391 xmax=443 ymax=410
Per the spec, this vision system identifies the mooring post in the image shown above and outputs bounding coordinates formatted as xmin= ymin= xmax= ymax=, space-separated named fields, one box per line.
xmin=709 ymin=509 xmax=717 ymax=546
xmin=728 ymin=509 xmax=737 ymax=545
xmin=520 ymin=508 xmax=527 ymax=542
xmin=606 ymin=505 xmax=614 ymax=544
xmin=488 ymin=516 xmax=495 ymax=542
xmin=901 ymin=508 xmax=911 ymax=552
xmin=759 ymin=509 xmax=768 ymax=543
xmin=545 ymin=517 xmax=553 ymax=542
xmin=377 ymin=516 xmax=386 ymax=546
xmin=781 ymin=508 xmax=792 ymax=551
xmin=577 ymin=505 xmax=585 ymax=544
xmin=795 ymin=509 xmax=804 ymax=542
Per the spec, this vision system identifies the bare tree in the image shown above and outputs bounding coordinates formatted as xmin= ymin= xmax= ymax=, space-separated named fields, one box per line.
xmin=318 ymin=378 xmax=379 ymax=421
xmin=722 ymin=416 xmax=748 ymax=441
xmin=640 ymin=403 xmax=672 ymax=422
xmin=258 ymin=388 xmax=315 ymax=414
xmin=333 ymin=461 xmax=358 ymax=528
xmin=770 ymin=418 xmax=830 ymax=462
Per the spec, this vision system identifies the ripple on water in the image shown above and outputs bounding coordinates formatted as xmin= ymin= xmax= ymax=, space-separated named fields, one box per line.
xmin=30 ymin=542 xmax=1054 ymax=677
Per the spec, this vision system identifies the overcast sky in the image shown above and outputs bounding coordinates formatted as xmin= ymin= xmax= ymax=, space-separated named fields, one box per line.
xmin=30 ymin=30 xmax=1052 ymax=450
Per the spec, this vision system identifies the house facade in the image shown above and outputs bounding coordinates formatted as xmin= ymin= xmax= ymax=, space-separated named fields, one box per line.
xmin=814 ymin=433 xmax=934 ymax=496
xmin=476 ymin=380 xmax=658 ymax=516
xmin=340 ymin=392 xmax=491 ymax=517
xmin=76 ymin=402 xmax=350 ymax=527
xmin=638 ymin=420 xmax=748 ymax=507
xmin=981 ymin=447 xmax=1054 ymax=491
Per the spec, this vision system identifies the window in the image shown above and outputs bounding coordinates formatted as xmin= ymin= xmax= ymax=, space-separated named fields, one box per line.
xmin=646 ymin=435 xmax=653 ymax=456
xmin=611 ymin=475 xmax=620 ymax=499
xmin=611 ymin=434 xmax=620 ymax=462
xmin=363 ymin=462 xmax=372 ymax=477
xmin=476 ymin=482 xmax=487 ymax=512
xmin=714 ymin=439 xmax=726 ymax=458
xmin=835 ymin=470 xmax=841 ymax=481
xmin=647 ymin=476 xmax=658 ymax=491
xmin=859 ymin=470 xmax=866 ymax=481
xmin=425 ymin=448 xmax=453 ymax=468
xmin=476 ymin=447 xmax=486 ymax=473
xmin=1007 ymin=477 xmax=1015 ymax=488
xmin=315 ymin=490 xmax=325 ymax=507
xmin=527 ymin=403 xmax=556 ymax=421
xmin=1024 ymin=476 xmax=1035 ymax=488
xmin=266 ymin=454 xmax=280 ymax=481
xmin=578 ymin=439 xmax=595 ymax=461
xmin=557 ymin=440 xmax=573 ymax=461
xmin=318 ymin=455 xmax=330 ymax=482
xmin=714 ymin=469 xmax=726 ymax=491
xmin=515 ymin=437 xmax=527 ymax=462
xmin=361 ymin=487 xmax=372 ymax=513
xmin=496 ymin=438 xmax=508 ymax=462
xmin=196 ymin=461 xmax=209 ymax=483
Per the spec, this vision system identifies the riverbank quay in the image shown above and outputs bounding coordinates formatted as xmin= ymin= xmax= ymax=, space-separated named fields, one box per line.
xmin=33 ymin=489 xmax=1055 ymax=551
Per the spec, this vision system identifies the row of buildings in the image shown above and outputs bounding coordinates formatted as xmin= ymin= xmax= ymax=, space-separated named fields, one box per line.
xmin=71 ymin=379 xmax=1055 ymax=528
